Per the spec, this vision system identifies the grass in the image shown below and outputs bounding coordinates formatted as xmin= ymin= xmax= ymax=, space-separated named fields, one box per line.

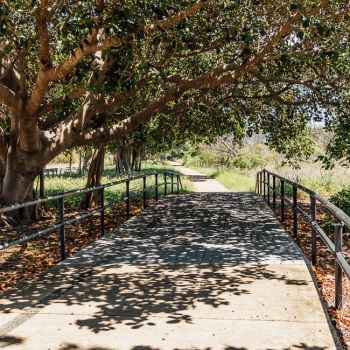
xmin=186 ymin=165 xmax=256 ymax=192
xmin=41 ymin=162 xmax=193 ymax=208
xmin=183 ymin=155 xmax=350 ymax=198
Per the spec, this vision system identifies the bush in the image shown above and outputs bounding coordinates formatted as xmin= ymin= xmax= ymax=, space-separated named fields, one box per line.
xmin=231 ymin=153 xmax=266 ymax=170
xmin=329 ymin=188 xmax=350 ymax=217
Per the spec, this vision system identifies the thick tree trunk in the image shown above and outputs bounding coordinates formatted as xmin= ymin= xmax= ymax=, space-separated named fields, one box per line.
xmin=0 ymin=142 xmax=44 ymax=224
xmin=80 ymin=145 xmax=105 ymax=209
xmin=115 ymin=144 xmax=145 ymax=175
xmin=82 ymin=149 xmax=92 ymax=174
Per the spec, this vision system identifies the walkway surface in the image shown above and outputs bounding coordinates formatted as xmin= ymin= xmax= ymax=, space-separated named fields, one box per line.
xmin=168 ymin=161 xmax=229 ymax=192
xmin=0 ymin=193 xmax=339 ymax=349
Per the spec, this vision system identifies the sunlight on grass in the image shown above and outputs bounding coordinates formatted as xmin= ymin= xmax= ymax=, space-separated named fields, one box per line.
xmin=188 ymin=166 xmax=255 ymax=192
xmin=43 ymin=163 xmax=193 ymax=208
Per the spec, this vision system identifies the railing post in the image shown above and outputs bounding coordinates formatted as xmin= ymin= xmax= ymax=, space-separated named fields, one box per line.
xmin=293 ymin=183 xmax=298 ymax=240
xmin=310 ymin=195 xmax=317 ymax=265
xmin=256 ymin=173 xmax=259 ymax=193
xmin=143 ymin=176 xmax=147 ymax=209
xmin=280 ymin=180 xmax=285 ymax=222
xmin=335 ymin=221 xmax=343 ymax=309
xmin=100 ymin=186 xmax=105 ymax=236
xmin=164 ymin=173 xmax=167 ymax=196
xmin=177 ymin=175 xmax=180 ymax=194
xmin=155 ymin=173 xmax=158 ymax=201
xmin=58 ymin=197 xmax=66 ymax=261
xmin=263 ymin=170 xmax=266 ymax=199
xmin=171 ymin=173 xmax=174 ymax=194
xmin=272 ymin=175 xmax=276 ymax=210
xmin=267 ymin=173 xmax=270 ymax=206
xmin=125 ymin=180 xmax=130 ymax=219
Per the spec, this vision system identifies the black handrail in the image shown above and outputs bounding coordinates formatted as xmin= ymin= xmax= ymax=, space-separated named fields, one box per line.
xmin=0 ymin=170 xmax=183 ymax=260
xmin=256 ymin=169 xmax=350 ymax=310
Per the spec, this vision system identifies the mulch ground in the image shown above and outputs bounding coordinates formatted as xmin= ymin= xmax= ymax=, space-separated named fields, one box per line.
xmin=0 ymin=200 xmax=150 ymax=294
xmin=272 ymin=200 xmax=350 ymax=349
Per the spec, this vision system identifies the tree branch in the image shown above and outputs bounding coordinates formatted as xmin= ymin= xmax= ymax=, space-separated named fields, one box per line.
xmin=0 ymin=83 xmax=17 ymax=109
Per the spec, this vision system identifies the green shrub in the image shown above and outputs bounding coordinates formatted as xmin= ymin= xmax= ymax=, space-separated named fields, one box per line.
xmin=231 ymin=154 xmax=264 ymax=170
xmin=329 ymin=188 xmax=350 ymax=217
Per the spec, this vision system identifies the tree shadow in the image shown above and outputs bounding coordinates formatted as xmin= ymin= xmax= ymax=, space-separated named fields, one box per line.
xmin=1 ymin=262 xmax=303 ymax=333
xmin=0 ymin=335 xmax=24 ymax=347
xmin=0 ymin=193 xmax=328 ymax=348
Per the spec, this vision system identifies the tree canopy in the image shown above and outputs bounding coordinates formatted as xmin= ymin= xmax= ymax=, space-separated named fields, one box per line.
xmin=0 ymin=0 xmax=350 ymax=205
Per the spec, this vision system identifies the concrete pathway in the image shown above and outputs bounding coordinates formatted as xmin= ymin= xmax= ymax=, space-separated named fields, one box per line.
xmin=168 ymin=161 xmax=229 ymax=192
xmin=0 ymin=193 xmax=339 ymax=350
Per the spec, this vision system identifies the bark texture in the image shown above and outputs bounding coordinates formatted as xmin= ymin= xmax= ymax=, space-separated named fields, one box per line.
xmin=80 ymin=145 xmax=105 ymax=209
xmin=115 ymin=144 xmax=145 ymax=175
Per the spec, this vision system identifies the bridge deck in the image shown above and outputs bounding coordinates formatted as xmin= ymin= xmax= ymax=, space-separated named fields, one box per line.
xmin=0 ymin=193 xmax=338 ymax=349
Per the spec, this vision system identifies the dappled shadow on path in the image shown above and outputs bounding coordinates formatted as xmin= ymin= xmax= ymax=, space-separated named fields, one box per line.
xmin=0 ymin=192 xmax=331 ymax=349
xmin=54 ymin=344 xmax=328 ymax=350
xmin=186 ymin=174 xmax=213 ymax=182
xmin=62 ymin=193 xmax=303 ymax=266
xmin=1 ymin=262 xmax=307 ymax=334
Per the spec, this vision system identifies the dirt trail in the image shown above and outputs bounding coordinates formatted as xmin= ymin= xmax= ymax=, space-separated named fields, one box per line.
xmin=168 ymin=161 xmax=229 ymax=192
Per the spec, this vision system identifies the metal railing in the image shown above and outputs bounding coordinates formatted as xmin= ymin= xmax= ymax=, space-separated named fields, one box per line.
xmin=0 ymin=170 xmax=182 ymax=261
xmin=256 ymin=169 xmax=350 ymax=310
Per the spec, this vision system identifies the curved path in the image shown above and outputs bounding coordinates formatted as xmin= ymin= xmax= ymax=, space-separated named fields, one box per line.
xmin=0 ymin=193 xmax=339 ymax=349
xmin=168 ymin=161 xmax=229 ymax=192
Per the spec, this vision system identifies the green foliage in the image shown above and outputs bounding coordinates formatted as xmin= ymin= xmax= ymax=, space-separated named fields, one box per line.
xmin=1 ymin=0 xmax=350 ymax=171
xmin=231 ymin=153 xmax=266 ymax=170
xmin=329 ymin=188 xmax=350 ymax=217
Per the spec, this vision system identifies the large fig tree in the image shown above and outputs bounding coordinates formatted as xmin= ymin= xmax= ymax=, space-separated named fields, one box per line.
xmin=0 ymin=0 xmax=349 ymax=221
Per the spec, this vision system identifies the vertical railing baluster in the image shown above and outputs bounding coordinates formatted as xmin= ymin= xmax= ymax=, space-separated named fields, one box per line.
xmin=100 ymin=186 xmax=105 ymax=236
xmin=58 ymin=197 xmax=66 ymax=261
xmin=267 ymin=173 xmax=270 ymax=206
xmin=310 ymin=195 xmax=317 ymax=265
xmin=171 ymin=173 xmax=174 ymax=194
xmin=293 ymin=183 xmax=298 ymax=240
xmin=143 ymin=176 xmax=147 ymax=209
xmin=177 ymin=175 xmax=180 ymax=194
xmin=164 ymin=173 xmax=167 ymax=196
xmin=335 ymin=221 xmax=343 ymax=309
xmin=125 ymin=180 xmax=130 ymax=219
xmin=281 ymin=179 xmax=285 ymax=222
xmin=155 ymin=173 xmax=158 ymax=201
xmin=256 ymin=173 xmax=259 ymax=193
xmin=272 ymin=175 xmax=276 ymax=210
xmin=263 ymin=170 xmax=266 ymax=199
